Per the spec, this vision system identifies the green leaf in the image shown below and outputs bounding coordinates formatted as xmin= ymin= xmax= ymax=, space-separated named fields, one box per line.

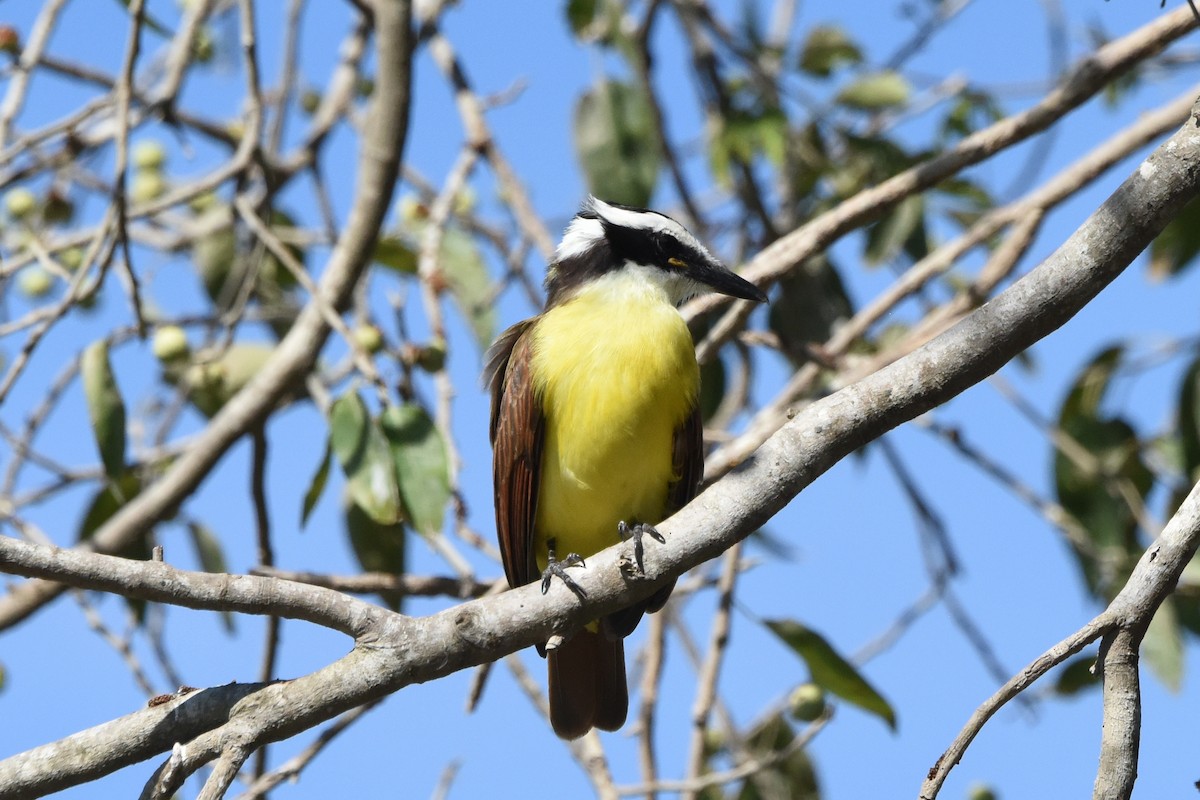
xmin=837 ymin=71 xmax=911 ymax=111
xmin=1172 ymin=557 xmax=1200 ymax=637
xmin=798 ymin=24 xmax=862 ymax=77
xmin=831 ymin=134 xmax=919 ymax=199
xmin=300 ymin=442 xmax=333 ymax=529
xmin=1150 ymin=195 xmax=1200 ymax=280
xmin=764 ymin=618 xmax=896 ymax=730
xmin=186 ymin=521 xmax=228 ymax=574
xmin=186 ymin=521 xmax=235 ymax=633
xmin=345 ymin=497 xmax=407 ymax=611
xmin=734 ymin=713 xmax=821 ymax=800
xmin=937 ymin=176 xmax=996 ymax=229
xmin=865 ymin=195 xmax=926 ymax=265
xmin=372 ymin=235 xmax=418 ymax=274
xmin=79 ymin=474 xmax=150 ymax=623
xmin=440 ymin=227 xmax=496 ymax=351
xmin=329 ymin=392 xmax=403 ymax=525
xmin=185 ymin=343 xmax=278 ymax=418
xmin=1061 ymin=346 xmax=1123 ymax=420
xmin=710 ymin=109 xmax=788 ymax=188
xmin=573 ymin=79 xmax=660 ymax=207
xmin=940 ymin=91 xmax=1004 ymax=142
xmin=698 ymin=355 xmax=726 ymax=423
xmin=81 ymin=341 xmax=127 ymax=480
xmin=1053 ymin=654 xmax=1101 ymax=696
xmin=1143 ymin=600 xmax=1183 ymax=692
xmin=1176 ymin=355 xmax=1200 ymax=479
xmin=381 ymin=403 xmax=451 ymax=538
xmin=565 ymin=0 xmax=599 ymax=35
xmin=1054 ymin=347 xmax=1153 ymax=598
xmin=79 ymin=473 xmax=146 ymax=554
xmin=768 ymin=254 xmax=853 ymax=365
xmin=193 ymin=217 xmax=238 ymax=308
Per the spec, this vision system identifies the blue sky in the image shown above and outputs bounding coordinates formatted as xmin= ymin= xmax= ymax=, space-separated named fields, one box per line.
xmin=2 ymin=1 xmax=1200 ymax=798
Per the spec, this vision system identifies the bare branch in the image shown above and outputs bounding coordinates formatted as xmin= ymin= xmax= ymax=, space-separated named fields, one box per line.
xmin=0 ymin=0 xmax=417 ymax=631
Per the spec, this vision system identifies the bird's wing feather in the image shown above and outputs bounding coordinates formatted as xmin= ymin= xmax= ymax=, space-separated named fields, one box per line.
xmin=668 ymin=403 xmax=704 ymax=515
xmin=488 ymin=320 xmax=543 ymax=588
xmin=640 ymin=404 xmax=702 ymax=616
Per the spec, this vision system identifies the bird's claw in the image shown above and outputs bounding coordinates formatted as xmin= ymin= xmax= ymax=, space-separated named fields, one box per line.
xmin=618 ymin=521 xmax=664 ymax=577
xmin=541 ymin=539 xmax=586 ymax=598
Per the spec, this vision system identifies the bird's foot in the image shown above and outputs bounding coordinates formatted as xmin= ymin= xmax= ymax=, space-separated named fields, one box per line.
xmin=541 ymin=538 xmax=587 ymax=598
xmin=618 ymin=521 xmax=665 ymax=577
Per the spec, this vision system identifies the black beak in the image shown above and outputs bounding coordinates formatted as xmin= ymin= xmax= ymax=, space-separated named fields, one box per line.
xmin=692 ymin=261 xmax=768 ymax=303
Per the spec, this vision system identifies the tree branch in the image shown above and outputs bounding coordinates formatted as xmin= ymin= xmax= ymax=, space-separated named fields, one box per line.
xmin=0 ymin=0 xmax=416 ymax=632
xmin=2 ymin=89 xmax=1197 ymax=800
xmin=921 ymin=475 xmax=1200 ymax=798
xmin=687 ymin=5 xmax=1199 ymax=363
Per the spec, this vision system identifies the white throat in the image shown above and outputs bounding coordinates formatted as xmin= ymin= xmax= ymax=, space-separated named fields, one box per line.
xmin=577 ymin=263 xmax=700 ymax=308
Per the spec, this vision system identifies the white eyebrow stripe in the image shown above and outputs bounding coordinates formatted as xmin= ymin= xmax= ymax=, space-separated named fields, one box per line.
xmin=587 ymin=197 xmax=715 ymax=262
xmin=555 ymin=215 xmax=605 ymax=262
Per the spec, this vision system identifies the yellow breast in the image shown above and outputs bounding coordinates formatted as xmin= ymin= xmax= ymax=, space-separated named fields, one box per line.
xmin=530 ymin=270 xmax=699 ymax=570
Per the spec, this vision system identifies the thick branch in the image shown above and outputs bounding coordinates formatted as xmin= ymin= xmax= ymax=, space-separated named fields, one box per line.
xmin=0 ymin=683 xmax=266 ymax=799
xmin=1093 ymin=629 xmax=1142 ymax=800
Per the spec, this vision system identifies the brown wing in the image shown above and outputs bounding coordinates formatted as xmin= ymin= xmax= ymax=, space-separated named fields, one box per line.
xmin=642 ymin=403 xmax=703 ymax=614
xmin=668 ymin=403 xmax=704 ymax=515
xmin=486 ymin=319 xmax=543 ymax=589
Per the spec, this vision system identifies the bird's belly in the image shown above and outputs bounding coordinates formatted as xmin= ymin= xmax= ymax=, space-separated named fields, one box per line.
xmin=532 ymin=298 xmax=697 ymax=570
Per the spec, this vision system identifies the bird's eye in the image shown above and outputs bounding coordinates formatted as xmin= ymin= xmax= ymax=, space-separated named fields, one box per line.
xmin=666 ymin=256 xmax=686 ymax=269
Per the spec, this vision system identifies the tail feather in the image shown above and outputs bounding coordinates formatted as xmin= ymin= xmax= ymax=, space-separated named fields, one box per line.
xmin=547 ymin=630 xmax=628 ymax=739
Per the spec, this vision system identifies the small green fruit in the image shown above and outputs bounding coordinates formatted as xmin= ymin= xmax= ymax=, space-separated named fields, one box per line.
xmin=355 ymin=76 xmax=375 ymax=98
xmin=58 ymin=246 xmax=84 ymax=272
xmin=192 ymin=27 xmax=214 ymax=63
xmin=188 ymin=191 xmax=219 ymax=214
xmin=17 ymin=267 xmax=53 ymax=298
xmin=788 ymin=683 xmax=827 ymax=722
xmin=131 ymin=140 xmax=167 ymax=171
xmin=967 ymin=784 xmax=997 ymax=800
xmin=300 ymin=88 xmax=321 ymax=115
xmin=152 ymin=325 xmax=190 ymax=362
xmin=5 ymin=187 xmax=36 ymax=220
xmin=352 ymin=324 xmax=384 ymax=354
xmin=41 ymin=190 xmax=74 ymax=223
xmin=398 ymin=195 xmax=427 ymax=223
xmin=453 ymin=187 xmax=476 ymax=216
xmin=415 ymin=338 xmax=447 ymax=372
xmin=701 ymin=727 xmax=726 ymax=753
xmin=130 ymin=171 xmax=167 ymax=204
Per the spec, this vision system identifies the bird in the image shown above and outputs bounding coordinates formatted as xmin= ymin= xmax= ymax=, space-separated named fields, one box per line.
xmin=486 ymin=196 xmax=767 ymax=739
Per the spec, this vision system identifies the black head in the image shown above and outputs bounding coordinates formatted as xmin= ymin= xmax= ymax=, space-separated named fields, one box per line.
xmin=545 ymin=197 xmax=767 ymax=308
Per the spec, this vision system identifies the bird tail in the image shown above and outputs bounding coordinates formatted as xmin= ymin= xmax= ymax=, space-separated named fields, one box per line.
xmin=547 ymin=629 xmax=628 ymax=739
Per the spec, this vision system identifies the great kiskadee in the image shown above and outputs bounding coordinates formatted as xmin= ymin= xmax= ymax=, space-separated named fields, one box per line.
xmin=486 ymin=197 xmax=766 ymax=739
